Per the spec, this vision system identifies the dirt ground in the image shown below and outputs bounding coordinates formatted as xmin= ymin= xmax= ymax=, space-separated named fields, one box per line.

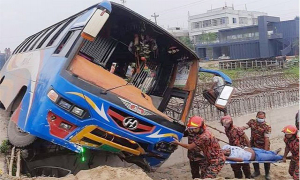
xmin=0 ymin=109 xmax=293 ymax=180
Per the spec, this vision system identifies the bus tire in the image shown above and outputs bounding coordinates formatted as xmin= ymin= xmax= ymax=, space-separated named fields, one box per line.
xmin=7 ymin=120 xmax=36 ymax=147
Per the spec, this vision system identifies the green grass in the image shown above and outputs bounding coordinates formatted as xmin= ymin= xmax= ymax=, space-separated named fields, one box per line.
xmin=283 ymin=65 xmax=299 ymax=76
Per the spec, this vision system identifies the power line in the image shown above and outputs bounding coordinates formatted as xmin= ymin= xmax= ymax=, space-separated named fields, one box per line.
xmin=253 ymin=0 xmax=294 ymax=11
xmin=156 ymin=0 xmax=211 ymax=15
xmin=234 ymin=0 xmax=262 ymax=8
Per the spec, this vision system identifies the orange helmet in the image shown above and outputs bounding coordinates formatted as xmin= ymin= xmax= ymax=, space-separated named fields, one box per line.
xmin=282 ymin=125 xmax=298 ymax=135
xmin=221 ymin=115 xmax=233 ymax=126
xmin=187 ymin=116 xmax=206 ymax=129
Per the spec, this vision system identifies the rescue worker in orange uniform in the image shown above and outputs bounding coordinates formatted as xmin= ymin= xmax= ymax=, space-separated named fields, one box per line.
xmin=242 ymin=111 xmax=271 ymax=180
xmin=173 ymin=116 xmax=225 ymax=179
xmin=221 ymin=115 xmax=251 ymax=179
xmin=184 ymin=128 xmax=207 ymax=179
xmin=282 ymin=125 xmax=299 ymax=180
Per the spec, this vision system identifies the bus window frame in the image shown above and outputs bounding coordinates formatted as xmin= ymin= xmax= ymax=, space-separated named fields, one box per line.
xmin=47 ymin=15 xmax=82 ymax=52
xmin=36 ymin=23 xmax=64 ymax=49
xmin=17 ymin=36 xmax=33 ymax=54
xmin=12 ymin=38 xmax=28 ymax=55
xmin=28 ymin=28 xmax=50 ymax=51
xmin=29 ymin=28 xmax=53 ymax=51
xmin=53 ymin=30 xmax=81 ymax=56
xmin=38 ymin=22 xmax=68 ymax=49
xmin=47 ymin=17 xmax=78 ymax=47
xmin=23 ymin=32 xmax=42 ymax=52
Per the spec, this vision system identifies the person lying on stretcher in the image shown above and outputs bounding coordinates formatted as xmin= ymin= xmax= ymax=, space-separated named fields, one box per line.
xmin=222 ymin=145 xmax=283 ymax=162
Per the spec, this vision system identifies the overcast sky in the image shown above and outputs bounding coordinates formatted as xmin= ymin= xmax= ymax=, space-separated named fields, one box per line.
xmin=0 ymin=0 xmax=298 ymax=51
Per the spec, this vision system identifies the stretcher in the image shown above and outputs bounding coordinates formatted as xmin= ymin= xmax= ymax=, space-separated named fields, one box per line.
xmin=226 ymin=160 xmax=282 ymax=164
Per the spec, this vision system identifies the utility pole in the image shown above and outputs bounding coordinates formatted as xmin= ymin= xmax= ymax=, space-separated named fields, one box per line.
xmin=151 ymin=13 xmax=159 ymax=24
xmin=120 ymin=0 xmax=126 ymax=5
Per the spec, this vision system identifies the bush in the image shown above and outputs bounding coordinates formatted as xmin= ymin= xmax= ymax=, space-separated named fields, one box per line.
xmin=0 ymin=140 xmax=10 ymax=154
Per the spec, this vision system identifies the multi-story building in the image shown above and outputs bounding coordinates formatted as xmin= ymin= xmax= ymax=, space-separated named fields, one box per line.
xmin=188 ymin=6 xmax=267 ymax=44
xmin=195 ymin=16 xmax=299 ymax=60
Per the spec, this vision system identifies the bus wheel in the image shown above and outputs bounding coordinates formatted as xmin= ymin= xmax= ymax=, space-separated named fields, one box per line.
xmin=7 ymin=120 xmax=36 ymax=147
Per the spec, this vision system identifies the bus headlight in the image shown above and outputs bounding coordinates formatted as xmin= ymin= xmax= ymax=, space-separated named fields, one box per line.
xmin=72 ymin=106 xmax=85 ymax=117
xmin=58 ymin=99 xmax=72 ymax=110
xmin=47 ymin=90 xmax=59 ymax=102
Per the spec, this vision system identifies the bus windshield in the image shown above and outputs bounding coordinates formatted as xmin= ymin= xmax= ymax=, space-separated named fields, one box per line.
xmin=67 ymin=3 xmax=198 ymax=122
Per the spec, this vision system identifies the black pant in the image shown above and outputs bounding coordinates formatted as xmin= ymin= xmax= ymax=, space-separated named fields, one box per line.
xmin=253 ymin=163 xmax=270 ymax=175
xmin=231 ymin=164 xmax=251 ymax=179
xmin=190 ymin=160 xmax=206 ymax=179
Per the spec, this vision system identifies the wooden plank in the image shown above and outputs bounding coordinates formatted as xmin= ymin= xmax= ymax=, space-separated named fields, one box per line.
xmin=9 ymin=146 xmax=15 ymax=176
xmin=16 ymin=150 xmax=20 ymax=178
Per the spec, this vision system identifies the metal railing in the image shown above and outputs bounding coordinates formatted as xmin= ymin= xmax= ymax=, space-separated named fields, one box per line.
xmin=191 ymin=71 xmax=299 ymax=121
xmin=219 ymin=59 xmax=285 ymax=70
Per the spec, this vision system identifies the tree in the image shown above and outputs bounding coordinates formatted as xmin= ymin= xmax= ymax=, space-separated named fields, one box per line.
xmin=177 ymin=36 xmax=194 ymax=51
xmin=199 ymin=32 xmax=218 ymax=44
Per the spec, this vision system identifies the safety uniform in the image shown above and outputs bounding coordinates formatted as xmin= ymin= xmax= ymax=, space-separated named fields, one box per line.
xmin=193 ymin=129 xmax=225 ymax=179
xmin=246 ymin=119 xmax=271 ymax=178
xmin=247 ymin=119 xmax=271 ymax=149
xmin=284 ymin=135 xmax=299 ymax=180
xmin=185 ymin=130 xmax=207 ymax=179
xmin=225 ymin=126 xmax=251 ymax=178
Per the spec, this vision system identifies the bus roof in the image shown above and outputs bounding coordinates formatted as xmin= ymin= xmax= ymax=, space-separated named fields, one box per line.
xmin=20 ymin=1 xmax=198 ymax=60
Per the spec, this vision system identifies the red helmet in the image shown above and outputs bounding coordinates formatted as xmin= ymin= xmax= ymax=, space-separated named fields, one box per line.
xmin=282 ymin=125 xmax=298 ymax=135
xmin=187 ymin=116 xmax=206 ymax=129
xmin=221 ymin=115 xmax=233 ymax=126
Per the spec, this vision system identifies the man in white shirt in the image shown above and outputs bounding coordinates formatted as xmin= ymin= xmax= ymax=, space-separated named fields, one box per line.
xmin=222 ymin=145 xmax=282 ymax=162
xmin=211 ymin=74 xmax=225 ymax=97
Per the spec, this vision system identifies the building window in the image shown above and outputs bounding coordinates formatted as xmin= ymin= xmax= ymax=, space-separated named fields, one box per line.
xmin=252 ymin=18 xmax=258 ymax=25
xmin=239 ymin=17 xmax=248 ymax=24
xmin=212 ymin=19 xmax=218 ymax=26
xmin=199 ymin=21 xmax=203 ymax=28
xmin=193 ymin=22 xmax=200 ymax=29
xmin=203 ymin=20 xmax=211 ymax=27
xmin=232 ymin=18 xmax=236 ymax=24
xmin=221 ymin=17 xmax=227 ymax=24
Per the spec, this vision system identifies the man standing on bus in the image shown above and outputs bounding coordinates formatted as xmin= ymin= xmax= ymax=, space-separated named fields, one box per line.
xmin=221 ymin=115 xmax=251 ymax=179
xmin=173 ymin=116 xmax=225 ymax=179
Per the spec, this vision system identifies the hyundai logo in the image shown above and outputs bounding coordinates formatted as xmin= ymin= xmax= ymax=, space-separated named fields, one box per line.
xmin=123 ymin=117 xmax=139 ymax=130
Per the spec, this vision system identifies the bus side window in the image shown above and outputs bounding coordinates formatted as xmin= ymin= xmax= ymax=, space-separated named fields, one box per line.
xmin=30 ymin=28 xmax=52 ymax=51
xmin=17 ymin=36 xmax=33 ymax=54
xmin=23 ymin=32 xmax=42 ymax=52
xmin=54 ymin=31 xmax=74 ymax=54
xmin=36 ymin=23 xmax=63 ymax=49
xmin=47 ymin=17 xmax=76 ymax=47
xmin=28 ymin=29 xmax=48 ymax=51
xmin=13 ymin=38 xmax=28 ymax=55
xmin=55 ymin=30 xmax=81 ymax=57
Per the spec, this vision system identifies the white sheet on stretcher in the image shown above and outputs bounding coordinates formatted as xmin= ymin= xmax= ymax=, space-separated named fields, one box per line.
xmin=226 ymin=160 xmax=282 ymax=164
